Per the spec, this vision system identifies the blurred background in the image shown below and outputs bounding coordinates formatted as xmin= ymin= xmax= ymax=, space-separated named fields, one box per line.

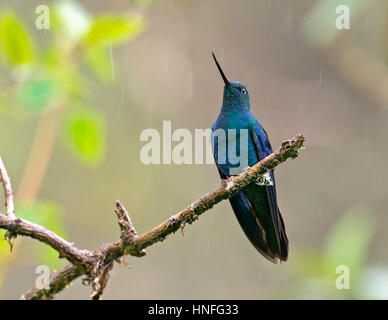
xmin=0 ymin=0 xmax=388 ymax=299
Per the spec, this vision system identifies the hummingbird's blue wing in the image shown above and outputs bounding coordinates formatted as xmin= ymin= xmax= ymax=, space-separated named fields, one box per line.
xmin=250 ymin=118 xmax=289 ymax=261
xmin=211 ymin=121 xmax=231 ymax=176
xmin=211 ymin=120 xmax=288 ymax=262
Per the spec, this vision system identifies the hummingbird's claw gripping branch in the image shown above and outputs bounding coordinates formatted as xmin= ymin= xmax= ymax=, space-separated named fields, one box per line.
xmin=0 ymin=133 xmax=305 ymax=300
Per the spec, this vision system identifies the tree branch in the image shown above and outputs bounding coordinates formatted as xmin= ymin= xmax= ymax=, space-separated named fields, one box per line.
xmin=0 ymin=133 xmax=305 ymax=300
xmin=0 ymin=156 xmax=15 ymax=219
xmin=114 ymin=200 xmax=146 ymax=257
xmin=0 ymin=214 xmax=93 ymax=269
xmin=22 ymin=264 xmax=83 ymax=300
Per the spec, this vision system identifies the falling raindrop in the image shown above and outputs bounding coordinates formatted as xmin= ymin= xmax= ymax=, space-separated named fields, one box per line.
xmin=187 ymin=70 xmax=193 ymax=101
xmin=117 ymin=85 xmax=124 ymax=118
xmin=206 ymin=239 xmax=211 ymax=252
xmin=164 ymin=46 xmax=169 ymax=73
xmin=168 ymin=0 xmax=174 ymax=12
xmin=344 ymin=100 xmax=350 ymax=113
xmin=319 ymin=69 xmax=323 ymax=88
xmin=109 ymin=40 xmax=115 ymax=81
xmin=365 ymin=155 xmax=371 ymax=170
xmin=364 ymin=16 xmax=368 ymax=33
xmin=287 ymin=4 xmax=292 ymax=24
xmin=318 ymin=205 xmax=322 ymax=219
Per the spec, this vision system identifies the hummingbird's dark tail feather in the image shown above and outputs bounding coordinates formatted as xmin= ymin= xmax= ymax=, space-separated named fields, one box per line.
xmin=229 ymin=190 xmax=279 ymax=264
xmin=248 ymin=128 xmax=289 ymax=261
xmin=230 ymin=182 xmax=289 ymax=263
xmin=264 ymin=179 xmax=289 ymax=261
xmin=277 ymin=207 xmax=289 ymax=261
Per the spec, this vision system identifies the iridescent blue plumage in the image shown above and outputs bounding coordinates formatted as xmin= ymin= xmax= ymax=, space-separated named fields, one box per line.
xmin=211 ymin=53 xmax=288 ymax=263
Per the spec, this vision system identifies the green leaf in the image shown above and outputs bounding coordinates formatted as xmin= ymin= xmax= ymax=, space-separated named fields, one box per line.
xmin=85 ymin=48 xmax=114 ymax=83
xmin=84 ymin=15 xmax=145 ymax=48
xmin=63 ymin=108 xmax=106 ymax=166
xmin=0 ymin=230 xmax=12 ymax=293
xmin=324 ymin=208 xmax=374 ymax=286
xmin=42 ymin=49 xmax=87 ymax=105
xmin=18 ymin=79 xmax=55 ymax=113
xmin=0 ymin=12 xmax=35 ymax=65
xmin=0 ymin=230 xmax=12 ymax=260
xmin=17 ymin=202 xmax=67 ymax=269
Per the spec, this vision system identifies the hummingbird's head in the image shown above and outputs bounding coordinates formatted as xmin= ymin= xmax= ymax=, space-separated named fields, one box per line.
xmin=212 ymin=53 xmax=250 ymax=109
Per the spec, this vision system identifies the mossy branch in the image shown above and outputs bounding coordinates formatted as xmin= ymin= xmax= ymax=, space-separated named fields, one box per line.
xmin=0 ymin=134 xmax=305 ymax=300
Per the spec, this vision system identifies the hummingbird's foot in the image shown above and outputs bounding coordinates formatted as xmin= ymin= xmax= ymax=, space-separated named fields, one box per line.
xmin=242 ymin=166 xmax=252 ymax=172
xmin=221 ymin=178 xmax=232 ymax=188
xmin=255 ymin=172 xmax=274 ymax=186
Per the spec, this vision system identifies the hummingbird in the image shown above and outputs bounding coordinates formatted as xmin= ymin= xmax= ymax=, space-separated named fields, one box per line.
xmin=211 ymin=53 xmax=288 ymax=263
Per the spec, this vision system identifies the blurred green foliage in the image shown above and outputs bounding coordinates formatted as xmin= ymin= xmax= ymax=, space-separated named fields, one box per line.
xmin=302 ymin=0 xmax=367 ymax=48
xmin=0 ymin=12 xmax=35 ymax=65
xmin=0 ymin=0 xmax=147 ymax=158
xmin=18 ymin=79 xmax=55 ymax=113
xmin=63 ymin=108 xmax=106 ymax=165
xmin=0 ymin=0 xmax=152 ymax=295
xmin=85 ymin=15 xmax=145 ymax=49
xmin=17 ymin=202 xmax=67 ymax=270
xmin=280 ymin=208 xmax=388 ymax=299
xmin=0 ymin=230 xmax=12 ymax=289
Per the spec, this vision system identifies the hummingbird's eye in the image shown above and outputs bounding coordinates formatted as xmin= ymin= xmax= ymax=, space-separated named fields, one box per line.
xmin=240 ymin=88 xmax=247 ymax=94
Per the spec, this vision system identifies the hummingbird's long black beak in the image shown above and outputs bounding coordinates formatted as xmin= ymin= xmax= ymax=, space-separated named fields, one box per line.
xmin=212 ymin=52 xmax=230 ymax=87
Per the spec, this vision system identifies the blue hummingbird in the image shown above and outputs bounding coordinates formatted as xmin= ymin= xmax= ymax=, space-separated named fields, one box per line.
xmin=211 ymin=53 xmax=288 ymax=263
